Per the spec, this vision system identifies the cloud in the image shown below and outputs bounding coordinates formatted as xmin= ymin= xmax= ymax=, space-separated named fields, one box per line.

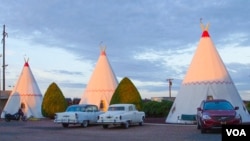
xmin=0 ymin=0 xmax=250 ymax=100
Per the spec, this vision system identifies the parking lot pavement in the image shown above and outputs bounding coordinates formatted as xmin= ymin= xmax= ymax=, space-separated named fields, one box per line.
xmin=0 ymin=118 xmax=221 ymax=141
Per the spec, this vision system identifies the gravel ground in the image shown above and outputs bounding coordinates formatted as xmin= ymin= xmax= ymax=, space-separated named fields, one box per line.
xmin=144 ymin=117 xmax=166 ymax=124
xmin=0 ymin=118 xmax=221 ymax=141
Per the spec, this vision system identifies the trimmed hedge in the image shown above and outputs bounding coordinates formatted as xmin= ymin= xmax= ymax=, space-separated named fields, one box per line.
xmin=41 ymin=82 xmax=67 ymax=119
xmin=110 ymin=77 xmax=143 ymax=110
xmin=142 ymin=100 xmax=173 ymax=117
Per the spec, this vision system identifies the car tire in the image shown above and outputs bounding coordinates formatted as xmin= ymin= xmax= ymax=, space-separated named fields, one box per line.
xmin=103 ymin=125 xmax=109 ymax=129
xmin=201 ymin=128 xmax=206 ymax=134
xmin=62 ymin=123 xmax=69 ymax=128
xmin=21 ymin=116 xmax=27 ymax=121
xmin=124 ymin=121 xmax=129 ymax=129
xmin=139 ymin=117 xmax=144 ymax=126
xmin=5 ymin=117 xmax=10 ymax=122
xmin=81 ymin=120 xmax=88 ymax=128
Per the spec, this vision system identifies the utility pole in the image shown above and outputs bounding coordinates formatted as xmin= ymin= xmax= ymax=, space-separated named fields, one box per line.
xmin=0 ymin=54 xmax=1 ymax=105
xmin=2 ymin=25 xmax=7 ymax=91
xmin=166 ymin=78 xmax=173 ymax=98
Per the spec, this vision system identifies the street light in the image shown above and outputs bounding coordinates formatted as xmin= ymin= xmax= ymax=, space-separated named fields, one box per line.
xmin=166 ymin=78 xmax=173 ymax=98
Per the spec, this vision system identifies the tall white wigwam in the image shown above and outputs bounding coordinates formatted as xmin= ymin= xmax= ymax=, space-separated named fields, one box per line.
xmin=166 ymin=23 xmax=250 ymax=124
xmin=79 ymin=47 xmax=118 ymax=111
xmin=1 ymin=59 xmax=43 ymax=118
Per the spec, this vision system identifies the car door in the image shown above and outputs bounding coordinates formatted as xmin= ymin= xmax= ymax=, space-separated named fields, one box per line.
xmin=92 ymin=105 xmax=100 ymax=121
xmin=129 ymin=105 xmax=137 ymax=122
xmin=86 ymin=105 xmax=96 ymax=123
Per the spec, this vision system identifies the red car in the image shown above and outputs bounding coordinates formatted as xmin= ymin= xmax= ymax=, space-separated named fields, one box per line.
xmin=196 ymin=99 xmax=242 ymax=133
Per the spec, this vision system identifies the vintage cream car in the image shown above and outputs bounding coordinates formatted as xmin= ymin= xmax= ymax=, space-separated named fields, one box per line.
xmin=97 ymin=104 xmax=145 ymax=129
xmin=54 ymin=104 xmax=104 ymax=128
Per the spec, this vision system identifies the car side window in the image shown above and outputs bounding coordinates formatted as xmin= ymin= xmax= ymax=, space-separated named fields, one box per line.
xmin=76 ymin=107 xmax=80 ymax=111
xmin=86 ymin=106 xmax=94 ymax=112
xmin=80 ymin=107 xmax=85 ymax=112
xmin=200 ymin=101 xmax=204 ymax=109
xmin=93 ymin=106 xmax=98 ymax=112
xmin=129 ymin=106 xmax=133 ymax=111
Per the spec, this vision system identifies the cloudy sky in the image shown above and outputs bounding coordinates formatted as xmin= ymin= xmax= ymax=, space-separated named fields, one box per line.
xmin=0 ymin=0 xmax=250 ymax=100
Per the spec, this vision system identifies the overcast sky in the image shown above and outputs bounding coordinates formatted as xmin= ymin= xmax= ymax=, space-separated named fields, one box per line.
xmin=0 ymin=0 xmax=250 ymax=100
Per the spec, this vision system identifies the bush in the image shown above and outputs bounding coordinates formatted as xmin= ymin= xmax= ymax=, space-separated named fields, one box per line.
xmin=247 ymin=102 xmax=250 ymax=113
xmin=110 ymin=77 xmax=143 ymax=110
xmin=41 ymin=82 xmax=67 ymax=119
xmin=142 ymin=100 xmax=173 ymax=117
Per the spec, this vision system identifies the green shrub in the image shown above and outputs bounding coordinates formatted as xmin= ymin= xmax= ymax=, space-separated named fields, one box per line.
xmin=41 ymin=82 xmax=67 ymax=119
xmin=142 ymin=100 xmax=173 ymax=117
xmin=110 ymin=77 xmax=143 ymax=110
xmin=247 ymin=102 xmax=250 ymax=113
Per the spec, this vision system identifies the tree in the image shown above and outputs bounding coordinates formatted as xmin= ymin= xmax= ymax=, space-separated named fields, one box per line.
xmin=247 ymin=102 xmax=250 ymax=113
xmin=41 ymin=82 xmax=67 ymax=118
xmin=110 ymin=77 xmax=143 ymax=110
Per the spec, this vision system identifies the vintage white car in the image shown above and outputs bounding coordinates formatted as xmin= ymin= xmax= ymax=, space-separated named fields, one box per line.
xmin=54 ymin=104 xmax=104 ymax=128
xmin=97 ymin=104 xmax=145 ymax=129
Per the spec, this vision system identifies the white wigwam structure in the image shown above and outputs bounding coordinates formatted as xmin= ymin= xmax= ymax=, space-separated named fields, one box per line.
xmin=166 ymin=23 xmax=250 ymax=124
xmin=1 ymin=60 xmax=43 ymax=119
xmin=79 ymin=47 xmax=118 ymax=111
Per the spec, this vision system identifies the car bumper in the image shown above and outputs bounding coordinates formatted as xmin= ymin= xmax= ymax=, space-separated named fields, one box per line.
xmin=54 ymin=119 xmax=80 ymax=124
xmin=97 ymin=119 xmax=126 ymax=125
xmin=201 ymin=119 xmax=241 ymax=129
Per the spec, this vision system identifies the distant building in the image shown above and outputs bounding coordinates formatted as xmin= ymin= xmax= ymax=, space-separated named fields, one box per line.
xmin=151 ymin=97 xmax=175 ymax=102
xmin=0 ymin=90 xmax=12 ymax=113
xmin=72 ymin=98 xmax=81 ymax=104
xmin=65 ymin=98 xmax=73 ymax=106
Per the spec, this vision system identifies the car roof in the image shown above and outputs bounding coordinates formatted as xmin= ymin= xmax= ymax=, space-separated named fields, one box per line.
xmin=69 ymin=104 xmax=96 ymax=107
xmin=202 ymin=99 xmax=231 ymax=103
xmin=109 ymin=104 xmax=134 ymax=106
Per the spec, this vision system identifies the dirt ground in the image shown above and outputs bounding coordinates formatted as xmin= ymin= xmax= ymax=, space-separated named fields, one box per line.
xmin=0 ymin=118 xmax=221 ymax=141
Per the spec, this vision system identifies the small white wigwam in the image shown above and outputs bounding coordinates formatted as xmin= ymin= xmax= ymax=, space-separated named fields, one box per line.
xmin=79 ymin=46 xmax=118 ymax=111
xmin=166 ymin=22 xmax=250 ymax=124
xmin=1 ymin=59 xmax=43 ymax=119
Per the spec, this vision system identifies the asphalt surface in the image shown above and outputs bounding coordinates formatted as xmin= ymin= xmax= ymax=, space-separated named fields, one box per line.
xmin=0 ymin=118 xmax=221 ymax=141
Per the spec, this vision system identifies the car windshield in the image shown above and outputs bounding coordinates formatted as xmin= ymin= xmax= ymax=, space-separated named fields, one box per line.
xmin=203 ymin=101 xmax=234 ymax=110
xmin=108 ymin=106 xmax=125 ymax=111
xmin=66 ymin=106 xmax=86 ymax=112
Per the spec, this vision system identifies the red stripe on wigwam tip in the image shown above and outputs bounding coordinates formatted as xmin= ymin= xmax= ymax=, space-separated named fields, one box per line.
xmin=24 ymin=62 xmax=29 ymax=67
xmin=101 ymin=50 xmax=106 ymax=56
xmin=202 ymin=31 xmax=210 ymax=37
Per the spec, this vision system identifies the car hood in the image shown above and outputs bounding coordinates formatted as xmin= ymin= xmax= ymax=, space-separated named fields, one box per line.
xmin=203 ymin=110 xmax=236 ymax=116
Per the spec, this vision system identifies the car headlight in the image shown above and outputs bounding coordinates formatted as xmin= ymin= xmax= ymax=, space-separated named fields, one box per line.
xmin=202 ymin=114 xmax=211 ymax=120
xmin=235 ymin=114 xmax=241 ymax=120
